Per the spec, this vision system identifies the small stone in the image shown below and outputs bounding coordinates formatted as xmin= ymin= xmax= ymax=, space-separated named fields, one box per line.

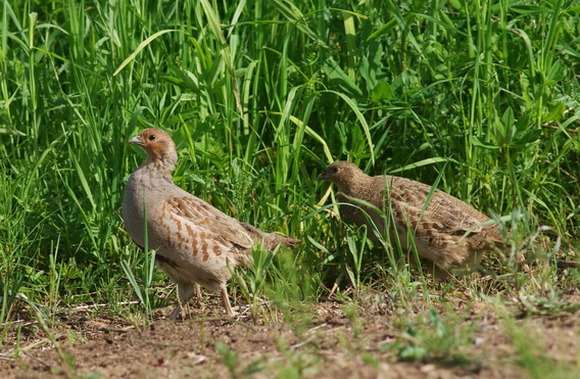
xmin=185 ymin=352 xmax=207 ymax=365
xmin=421 ymin=364 xmax=436 ymax=373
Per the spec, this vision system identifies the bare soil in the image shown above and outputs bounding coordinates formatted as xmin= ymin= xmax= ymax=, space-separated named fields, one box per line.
xmin=1 ymin=293 xmax=579 ymax=379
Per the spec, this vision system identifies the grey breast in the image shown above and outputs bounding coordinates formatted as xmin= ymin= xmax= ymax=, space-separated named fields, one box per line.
xmin=122 ymin=173 xmax=150 ymax=248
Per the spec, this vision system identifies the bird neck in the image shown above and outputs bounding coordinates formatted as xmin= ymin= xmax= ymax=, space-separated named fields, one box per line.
xmin=140 ymin=155 xmax=177 ymax=178
xmin=335 ymin=173 xmax=373 ymax=196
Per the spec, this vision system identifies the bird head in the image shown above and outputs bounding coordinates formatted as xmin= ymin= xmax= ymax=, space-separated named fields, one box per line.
xmin=318 ymin=161 xmax=364 ymax=191
xmin=129 ymin=128 xmax=178 ymax=170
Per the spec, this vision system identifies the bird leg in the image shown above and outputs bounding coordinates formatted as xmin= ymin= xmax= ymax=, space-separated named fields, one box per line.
xmin=194 ymin=283 xmax=203 ymax=307
xmin=169 ymin=282 xmax=195 ymax=320
xmin=220 ymin=284 xmax=234 ymax=317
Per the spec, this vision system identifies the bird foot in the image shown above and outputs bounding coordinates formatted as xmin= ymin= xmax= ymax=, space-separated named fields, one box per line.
xmin=169 ymin=305 xmax=186 ymax=320
xmin=225 ymin=309 xmax=237 ymax=318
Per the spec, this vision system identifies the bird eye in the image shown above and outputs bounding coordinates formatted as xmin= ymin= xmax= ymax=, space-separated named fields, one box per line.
xmin=148 ymin=135 xmax=156 ymax=141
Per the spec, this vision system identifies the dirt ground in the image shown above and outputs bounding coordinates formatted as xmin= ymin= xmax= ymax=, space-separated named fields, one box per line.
xmin=1 ymin=293 xmax=579 ymax=379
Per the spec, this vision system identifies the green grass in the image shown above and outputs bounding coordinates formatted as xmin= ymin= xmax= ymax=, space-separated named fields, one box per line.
xmin=0 ymin=0 xmax=578 ymax=370
xmin=497 ymin=302 xmax=580 ymax=379
xmin=383 ymin=308 xmax=476 ymax=367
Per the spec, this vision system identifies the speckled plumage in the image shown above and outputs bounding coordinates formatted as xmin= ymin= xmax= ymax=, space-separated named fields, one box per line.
xmin=319 ymin=161 xmax=502 ymax=269
xmin=122 ymin=128 xmax=298 ymax=317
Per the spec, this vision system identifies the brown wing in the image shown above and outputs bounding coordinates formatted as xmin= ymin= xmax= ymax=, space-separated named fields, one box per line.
xmin=164 ymin=196 xmax=255 ymax=249
xmin=385 ymin=176 xmax=502 ymax=244
xmin=148 ymin=195 xmax=255 ymax=268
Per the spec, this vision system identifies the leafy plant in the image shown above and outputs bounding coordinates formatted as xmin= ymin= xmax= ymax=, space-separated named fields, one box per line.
xmin=384 ymin=309 xmax=476 ymax=367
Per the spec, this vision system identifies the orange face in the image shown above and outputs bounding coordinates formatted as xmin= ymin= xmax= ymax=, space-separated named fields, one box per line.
xmin=129 ymin=128 xmax=173 ymax=159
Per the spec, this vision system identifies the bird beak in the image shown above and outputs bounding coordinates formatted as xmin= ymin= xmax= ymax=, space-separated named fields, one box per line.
xmin=318 ymin=170 xmax=329 ymax=181
xmin=128 ymin=135 xmax=143 ymax=146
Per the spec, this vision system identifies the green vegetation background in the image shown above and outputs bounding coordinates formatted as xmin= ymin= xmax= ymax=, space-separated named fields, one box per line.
xmin=1 ymin=0 xmax=578 ymax=322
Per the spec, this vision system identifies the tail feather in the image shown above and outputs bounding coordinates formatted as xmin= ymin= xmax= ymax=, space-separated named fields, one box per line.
xmin=265 ymin=232 xmax=300 ymax=250
xmin=240 ymin=222 xmax=300 ymax=251
xmin=466 ymin=225 xmax=505 ymax=251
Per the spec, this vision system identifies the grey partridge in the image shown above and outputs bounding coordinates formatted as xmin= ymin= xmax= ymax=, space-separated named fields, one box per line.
xmin=122 ymin=128 xmax=298 ymax=318
xmin=319 ymin=161 xmax=503 ymax=270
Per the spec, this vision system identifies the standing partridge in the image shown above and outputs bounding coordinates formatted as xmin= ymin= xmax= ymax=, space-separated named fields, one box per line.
xmin=319 ymin=161 xmax=503 ymax=270
xmin=122 ymin=128 xmax=298 ymax=318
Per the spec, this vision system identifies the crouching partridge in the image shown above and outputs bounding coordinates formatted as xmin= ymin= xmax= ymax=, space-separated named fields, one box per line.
xmin=122 ymin=128 xmax=298 ymax=318
xmin=319 ymin=161 xmax=503 ymax=270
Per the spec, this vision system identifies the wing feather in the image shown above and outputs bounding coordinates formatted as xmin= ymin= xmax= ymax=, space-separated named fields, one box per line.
xmin=386 ymin=176 xmax=502 ymax=244
xmin=165 ymin=196 xmax=254 ymax=249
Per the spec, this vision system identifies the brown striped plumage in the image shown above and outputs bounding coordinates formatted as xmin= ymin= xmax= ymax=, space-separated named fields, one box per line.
xmin=319 ymin=161 xmax=503 ymax=270
xmin=122 ymin=128 xmax=298 ymax=318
